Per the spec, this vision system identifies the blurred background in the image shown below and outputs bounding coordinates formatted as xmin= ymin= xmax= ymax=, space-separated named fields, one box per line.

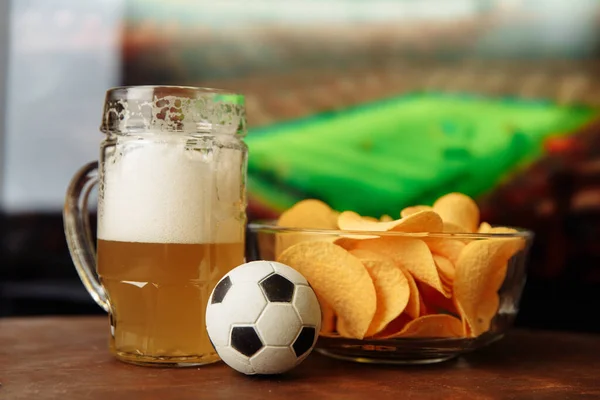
xmin=1 ymin=0 xmax=600 ymax=332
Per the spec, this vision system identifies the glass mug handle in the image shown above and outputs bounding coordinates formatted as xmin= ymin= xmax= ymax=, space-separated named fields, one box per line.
xmin=63 ymin=161 xmax=110 ymax=312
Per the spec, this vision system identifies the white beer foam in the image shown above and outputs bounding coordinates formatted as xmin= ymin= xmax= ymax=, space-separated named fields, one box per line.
xmin=98 ymin=138 xmax=245 ymax=244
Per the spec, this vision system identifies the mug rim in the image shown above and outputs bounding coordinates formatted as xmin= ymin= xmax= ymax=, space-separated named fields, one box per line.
xmin=106 ymin=85 xmax=243 ymax=98
xmin=101 ymin=85 xmax=246 ymax=136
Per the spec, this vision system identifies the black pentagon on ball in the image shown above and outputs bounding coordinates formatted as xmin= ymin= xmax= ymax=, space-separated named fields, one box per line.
xmin=230 ymin=326 xmax=264 ymax=357
xmin=259 ymin=273 xmax=295 ymax=302
xmin=292 ymin=326 xmax=316 ymax=358
xmin=211 ymin=276 xmax=232 ymax=304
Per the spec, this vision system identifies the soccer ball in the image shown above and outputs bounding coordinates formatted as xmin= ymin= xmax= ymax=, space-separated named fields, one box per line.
xmin=206 ymin=260 xmax=322 ymax=375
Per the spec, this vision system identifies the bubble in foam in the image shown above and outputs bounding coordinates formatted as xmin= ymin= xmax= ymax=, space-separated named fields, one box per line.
xmin=98 ymin=137 xmax=244 ymax=244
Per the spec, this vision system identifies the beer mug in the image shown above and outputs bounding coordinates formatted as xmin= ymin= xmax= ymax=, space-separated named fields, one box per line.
xmin=64 ymin=86 xmax=247 ymax=366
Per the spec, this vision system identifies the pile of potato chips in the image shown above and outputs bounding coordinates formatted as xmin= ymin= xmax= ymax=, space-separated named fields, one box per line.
xmin=274 ymin=193 xmax=528 ymax=340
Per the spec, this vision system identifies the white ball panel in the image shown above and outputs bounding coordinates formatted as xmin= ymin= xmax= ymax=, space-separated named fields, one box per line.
xmin=216 ymin=345 xmax=256 ymax=375
xmin=292 ymin=286 xmax=322 ymax=328
xmin=228 ymin=261 xmax=274 ymax=284
xmin=206 ymin=282 xmax=267 ymax=346
xmin=249 ymin=346 xmax=298 ymax=375
xmin=255 ymin=303 xmax=302 ymax=346
xmin=221 ymin=282 xmax=268 ymax=323
xmin=270 ymin=262 xmax=308 ymax=285
xmin=205 ymin=302 xmax=229 ymax=347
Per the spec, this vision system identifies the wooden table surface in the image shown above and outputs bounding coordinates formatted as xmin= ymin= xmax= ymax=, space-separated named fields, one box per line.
xmin=1 ymin=317 xmax=599 ymax=400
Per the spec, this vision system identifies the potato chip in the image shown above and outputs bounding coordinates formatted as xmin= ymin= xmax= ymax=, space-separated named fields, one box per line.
xmin=426 ymin=238 xmax=466 ymax=264
xmin=400 ymin=205 xmax=433 ymax=218
xmin=338 ymin=210 xmax=443 ymax=233
xmin=402 ymin=266 xmax=421 ymax=319
xmin=372 ymin=313 xmax=412 ymax=338
xmin=276 ymin=199 xmax=338 ymax=256
xmin=333 ymin=236 xmax=364 ymax=250
xmin=433 ymin=254 xmax=455 ymax=283
xmin=478 ymin=222 xmax=492 ymax=233
xmin=443 ymin=222 xmax=469 ymax=233
xmin=387 ymin=314 xmax=463 ymax=338
xmin=330 ymin=210 xmax=341 ymax=225
xmin=433 ymin=193 xmax=480 ymax=233
xmin=334 ymin=211 xmax=381 ymax=240
xmin=455 ymin=302 xmax=471 ymax=336
xmin=478 ymin=223 xmax=518 ymax=235
xmin=353 ymin=237 xmax=450 ymax=298
xmin=417 ymin=282 xmax=458 ymax=317
xmin=277 ymin=241 xmax=376 ymax=339
xmin=487 ymin=226 xmax=519 ymax=234
xmin=390 ymin=210 xmax=443 ymax=233
xmin=361 ymin=215 xmax=380 ymax=223
xmin=337 ymin=211 xmax=374 ymax=230
xmin=318 ymin=296 xmax=336 ymax=335
xmin=334 ymin=210 xmax=443 ymax=245
xmin=454 ymin=237 xmax=526 ymax=336
xmin=350 ymin=249 xmax=410 ymax=336
xmin=442 ymin=280 xmax=452 ymax=296
xmin=418 ymin=293 xmax=429 ymax=317
xmin=380 ymin=214 xmax=393 ymax=222
xmin=336 ymin=319 xmax=357 ymax=339
xmin=277 ymin=199 xmax=337 ymax=229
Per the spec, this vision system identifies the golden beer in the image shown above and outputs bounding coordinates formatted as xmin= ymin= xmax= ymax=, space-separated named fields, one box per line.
xmin=97 ymin=240 xmax=244 ymax=365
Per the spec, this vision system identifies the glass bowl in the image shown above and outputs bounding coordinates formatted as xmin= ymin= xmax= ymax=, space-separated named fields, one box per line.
xmin=247 ymin=222 xmax=533 ymax=364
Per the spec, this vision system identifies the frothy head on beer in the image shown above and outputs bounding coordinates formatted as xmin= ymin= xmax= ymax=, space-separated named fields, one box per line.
xmin=98 ymin=140 xmax=245 ymax=245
